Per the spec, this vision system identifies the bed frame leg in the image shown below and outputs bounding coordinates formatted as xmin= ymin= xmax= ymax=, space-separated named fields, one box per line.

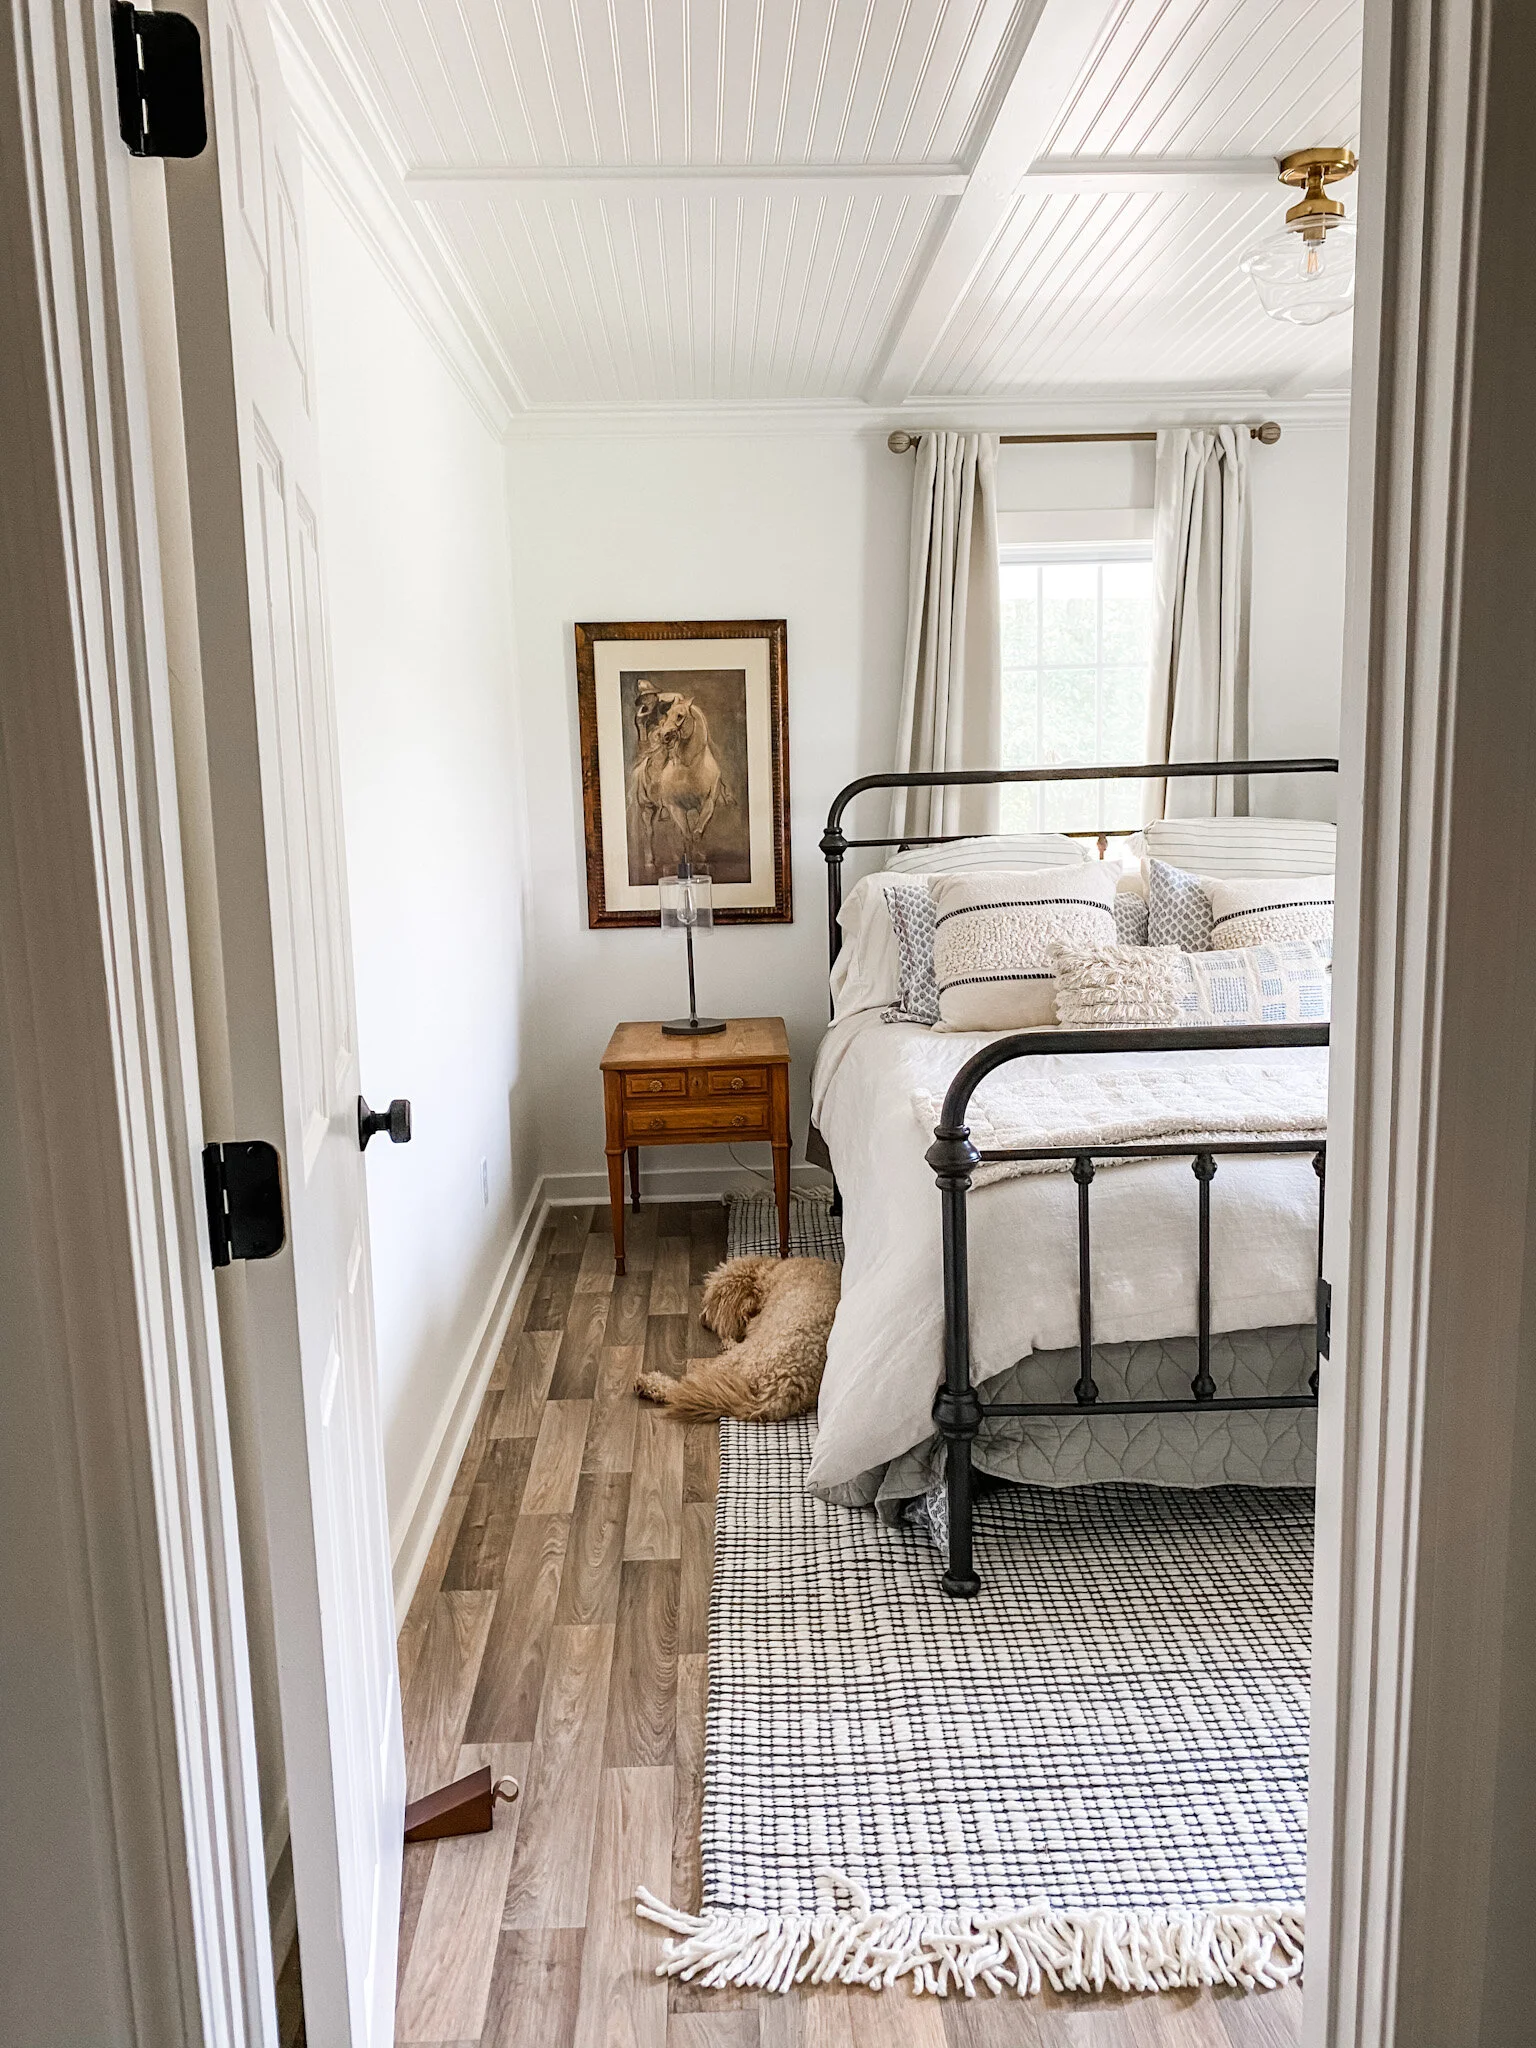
xmin=928 ymin=1120 xmax=983 ymax=1598
xmin=936 ymin=1395 xmax=982 ymax=1597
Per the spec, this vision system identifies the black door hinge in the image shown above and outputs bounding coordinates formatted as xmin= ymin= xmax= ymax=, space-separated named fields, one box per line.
xmin=202 ymin=1141 xmax=286 ymax=1269
xmin=1316 ymin=1276 xmax=1332 ymax=1359
xmin=111 ymin=2 xmax=207 ymax=158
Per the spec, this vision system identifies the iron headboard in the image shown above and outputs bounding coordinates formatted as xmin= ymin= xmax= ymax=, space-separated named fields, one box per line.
xmin=818 ymin=757 xmax=1340 ymax=991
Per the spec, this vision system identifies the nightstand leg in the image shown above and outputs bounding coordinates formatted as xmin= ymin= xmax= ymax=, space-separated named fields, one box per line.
xmin=627 ymin=1146 xmax=641 ymax=1213
xmin=605 ymin=1148 xmax=627 ymax=1275
xmin=772 ymin=1142 xmax=791 ymax=1259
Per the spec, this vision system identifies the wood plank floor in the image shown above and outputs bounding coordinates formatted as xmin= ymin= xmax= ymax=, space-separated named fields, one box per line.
xmin=391 ymin=1201 xmax=1302 ymax=2048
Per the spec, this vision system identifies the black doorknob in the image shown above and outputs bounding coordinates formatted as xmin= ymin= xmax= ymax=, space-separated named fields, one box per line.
xmin=358 ymin=1096 xmax=412 ymax=1150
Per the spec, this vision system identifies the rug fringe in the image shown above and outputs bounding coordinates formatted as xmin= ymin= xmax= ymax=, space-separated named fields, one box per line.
xmin=635 ymin=1874 xmax=1303 ymax=1998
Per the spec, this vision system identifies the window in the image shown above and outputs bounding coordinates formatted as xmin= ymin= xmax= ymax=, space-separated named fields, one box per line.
xmin=999 ymin=543 xmax=1154 ymax=835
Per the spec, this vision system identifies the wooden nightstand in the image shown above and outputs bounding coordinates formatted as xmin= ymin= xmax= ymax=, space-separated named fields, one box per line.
xmin=600 ymin=1017 xmax=791 ymax=1273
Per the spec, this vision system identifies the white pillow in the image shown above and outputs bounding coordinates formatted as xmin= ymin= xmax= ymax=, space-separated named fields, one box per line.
xmin=829 ymin=872 xmax=902 ymax=1019
xmin=885 ymin=832 xmax=1089 ymax=876
xmin=1137 ymin=815 xmax=1336 ymax=878
xmin=1051 ymin=939 xmax=1331 ymax=1028
xmin=1208 ymin=874 xmax=1333 ymax=952
xmin=931 ymin=865 xmax=1119 ymax=1031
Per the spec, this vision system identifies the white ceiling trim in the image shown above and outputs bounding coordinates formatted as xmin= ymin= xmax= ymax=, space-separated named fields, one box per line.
xmin=402 ymin=154 xmax=1281 ymax=203
xmin=1021 ymin=154 xmax=1280 ymax=190
xmin=273 ymin=0 xmax=527 ymax=430
xmin=864 ymin=0 xmax=1122 ymax=405
xmin=404 ymin=166 xmax=970 ymax=200
xmin=501 ymin=390 xmax=1350 ymax=440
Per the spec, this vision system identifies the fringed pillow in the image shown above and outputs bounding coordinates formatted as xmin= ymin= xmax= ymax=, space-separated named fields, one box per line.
xmin=930 ymin=865 xmax=1119 ymax=1030
xmin=1051 ymin=939 xmax=1332 ymax=1029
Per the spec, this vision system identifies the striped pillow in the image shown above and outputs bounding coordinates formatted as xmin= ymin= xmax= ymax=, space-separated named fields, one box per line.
xmin=930 ymin=865 xmax=1119 ymax=1031
xmin=885 ymin=832 xmax=1090 ymax=876
xmin=1209 ymin=874 xmax=1334 ymax=952
xmin=1137 ymin=815 xmax=1336 ymax=878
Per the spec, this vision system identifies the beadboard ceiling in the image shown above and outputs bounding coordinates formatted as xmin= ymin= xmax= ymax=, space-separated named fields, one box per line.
xmin=284 ymin=0 xmax=1362 ymax=422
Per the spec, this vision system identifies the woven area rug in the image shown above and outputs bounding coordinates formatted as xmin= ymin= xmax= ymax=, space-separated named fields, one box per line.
xmin=726 ymin=1188 xmax=843 ymax=1262
xmin=639 ymin=1415 xmax=1310 ymax=1999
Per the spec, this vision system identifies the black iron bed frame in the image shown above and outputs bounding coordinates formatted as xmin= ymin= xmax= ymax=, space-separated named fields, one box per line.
xmin=818 ymin=758 xmax=1335 ymax=1597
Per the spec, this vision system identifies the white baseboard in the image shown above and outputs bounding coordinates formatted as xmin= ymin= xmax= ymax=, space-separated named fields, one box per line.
xmin=544 ymin=1161 xmax=832 ymax=1207
xmin=388 ymin=1177 xmax=549 ymax=1626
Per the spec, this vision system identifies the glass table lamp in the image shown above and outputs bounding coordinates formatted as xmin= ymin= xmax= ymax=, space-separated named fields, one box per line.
xmin=659 ymin=862 xmax=725 ymax=1036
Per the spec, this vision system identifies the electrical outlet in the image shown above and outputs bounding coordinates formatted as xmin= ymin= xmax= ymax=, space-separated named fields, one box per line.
xmin=480 ymin=1157 xmax=489 ymax=1207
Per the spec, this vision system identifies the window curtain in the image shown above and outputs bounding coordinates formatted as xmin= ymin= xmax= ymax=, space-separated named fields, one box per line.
xmin=890 ymin=431 xmax=1002 ymax=839
xmin=1145 ymin=425 xmax=1251 ymax=819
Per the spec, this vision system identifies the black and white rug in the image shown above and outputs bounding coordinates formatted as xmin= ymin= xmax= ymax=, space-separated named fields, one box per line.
xmin=640 ymin=1416 xmax=1309 ymax=1998
xmin=725 ymin=1188 xmax=843 ymax=1262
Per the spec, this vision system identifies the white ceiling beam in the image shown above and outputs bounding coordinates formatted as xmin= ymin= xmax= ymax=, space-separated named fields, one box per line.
xmin=1021 ymin=155 xmax=1280 ymax=193
xmin=863 ymin=0 xmax=1122 ymax=405
xmin=404 ymin=165 xmax=968 ymax=202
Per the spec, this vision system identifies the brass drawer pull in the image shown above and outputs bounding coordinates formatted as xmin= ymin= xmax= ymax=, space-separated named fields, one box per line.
xmin=649 ymin=1079 xmax=663 ymax=1091
xmin=730 ymin=1076 xmax=744 ymax=1090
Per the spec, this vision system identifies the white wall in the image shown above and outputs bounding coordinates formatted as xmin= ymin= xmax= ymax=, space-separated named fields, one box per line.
xmin=305 ymin=182 xmax=539 ymax=1543
xmin=505 ymin=430 xmax=910 ymax=1189
xmin=507 ymin=422 xmax=1350 ymax=1194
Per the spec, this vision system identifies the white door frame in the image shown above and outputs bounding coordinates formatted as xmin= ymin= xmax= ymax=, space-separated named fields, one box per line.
xmin=0 ymin=5 xmax=273 ymax=2044
xmin=1309 ymin=1 xmax=1536 ymax=2042
xmin=6 ymin=1 xmax=1536 ymax=2044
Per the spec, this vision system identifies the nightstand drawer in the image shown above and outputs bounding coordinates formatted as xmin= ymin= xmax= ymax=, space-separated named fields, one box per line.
xmin=624 ymin=1100 xmax=770 ymax=1138
xmin=624 ymin=1069 xmax=687 ymax=1098
xmin=705 ymin=1066 xmax=769 ymax=1096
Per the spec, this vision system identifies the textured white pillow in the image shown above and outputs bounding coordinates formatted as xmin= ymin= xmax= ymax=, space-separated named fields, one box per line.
xmin=1137 ymin=815 xmax=1336 ymax=878
xmin=884 ymin=832 xmax=1089 ymax=876
xmin=829 ymin=873 xmax=902 ymax=1018
xmin=1208 ymin=874 xmax=1334 ymax=952
xmin=931 ymin=865 xmax=1118 ymax=1030
xmin=1051 ymin=939 xmax=1332 ymax=1028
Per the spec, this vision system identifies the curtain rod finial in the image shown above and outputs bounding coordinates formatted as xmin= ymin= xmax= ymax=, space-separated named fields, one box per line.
xmin=1253 ymin=420 xmax=1282 ymax=444
xmin=887 ymin=429 xmax=918 ymax=453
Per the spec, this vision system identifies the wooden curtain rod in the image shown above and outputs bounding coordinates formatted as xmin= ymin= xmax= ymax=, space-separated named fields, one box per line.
xmin=885 ymin=422 xmax=1282 ymax=452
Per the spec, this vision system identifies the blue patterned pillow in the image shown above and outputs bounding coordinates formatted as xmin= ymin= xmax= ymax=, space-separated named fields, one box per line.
xmin=1173 ymin=940 xmax=1331 ymax=1024
xmin=1114 ymin=892 xmax=1149 ymax=946
xmin=881 ymin=879 xmax=940 ymax=1025
xmin=1147 ymin=858 xmax=1213 ymax=950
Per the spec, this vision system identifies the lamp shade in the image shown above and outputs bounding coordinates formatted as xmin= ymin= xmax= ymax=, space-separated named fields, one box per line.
xmin=659 ymin=865 xmax=714 ymax=929
xmin=1240 ymin=222 xmax=1356 ymax=325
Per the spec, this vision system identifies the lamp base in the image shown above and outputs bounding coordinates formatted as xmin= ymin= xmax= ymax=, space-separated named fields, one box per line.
xmin=661 ymin=1016 xmax=727 ymax=1036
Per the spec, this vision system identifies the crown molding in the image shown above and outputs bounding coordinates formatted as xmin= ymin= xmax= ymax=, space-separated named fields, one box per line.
xmin=272 ymin=1 xmax=525 ymax=435
xmin=501 ymin=390 xmax=1350 ymax=442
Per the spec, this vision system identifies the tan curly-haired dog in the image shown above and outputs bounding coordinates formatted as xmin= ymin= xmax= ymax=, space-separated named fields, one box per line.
xmin=635 ymin=1254 xmax=841 ymax=1422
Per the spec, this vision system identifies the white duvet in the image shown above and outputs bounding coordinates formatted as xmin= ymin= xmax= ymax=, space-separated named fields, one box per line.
xmin=807 ymin=1011 xmax=1327 ymax=1494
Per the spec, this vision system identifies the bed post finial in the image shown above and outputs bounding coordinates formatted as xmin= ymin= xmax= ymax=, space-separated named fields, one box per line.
xmin=820 ymin=821 xmax=848 ymax=1006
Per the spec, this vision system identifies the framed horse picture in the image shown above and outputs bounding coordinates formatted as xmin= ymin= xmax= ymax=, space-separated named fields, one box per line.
xmin=574 ymin=619 xmax=791 ymax=927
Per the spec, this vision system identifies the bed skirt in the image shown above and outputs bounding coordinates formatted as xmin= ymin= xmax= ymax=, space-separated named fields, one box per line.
xmin=811 ymin=1324 xmax=1316 ymax=1519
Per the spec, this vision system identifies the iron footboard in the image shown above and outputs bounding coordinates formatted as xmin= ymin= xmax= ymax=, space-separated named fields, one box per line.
xmin=925 ymin=1022 xmax=1329 ymax=1598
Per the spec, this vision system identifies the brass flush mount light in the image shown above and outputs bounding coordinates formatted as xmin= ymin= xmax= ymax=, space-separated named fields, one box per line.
xmin=1241 ymin=147 xmax=1359 ymax=325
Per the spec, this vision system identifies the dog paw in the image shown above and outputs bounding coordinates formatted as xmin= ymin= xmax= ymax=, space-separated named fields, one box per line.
xmin=634 ymin=1371 xmax=671 ymax=1404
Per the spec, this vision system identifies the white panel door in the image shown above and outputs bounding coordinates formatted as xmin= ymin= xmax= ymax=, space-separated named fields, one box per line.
xmin=162 ymin=3 xmax=403 ymax=2042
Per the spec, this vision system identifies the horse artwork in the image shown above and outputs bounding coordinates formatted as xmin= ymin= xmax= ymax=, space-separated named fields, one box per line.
xmin=620 ymin=669 xmax=751 ymax=885
xmin=574 ymin=619 xmax=790 ymax=927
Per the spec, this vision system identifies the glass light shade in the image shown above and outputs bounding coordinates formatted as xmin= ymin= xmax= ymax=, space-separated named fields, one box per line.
xmin=1240 ymin=222 xmax=1356 ymax=325
xmin=658 ymin=865 xmax=713 ymax=929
